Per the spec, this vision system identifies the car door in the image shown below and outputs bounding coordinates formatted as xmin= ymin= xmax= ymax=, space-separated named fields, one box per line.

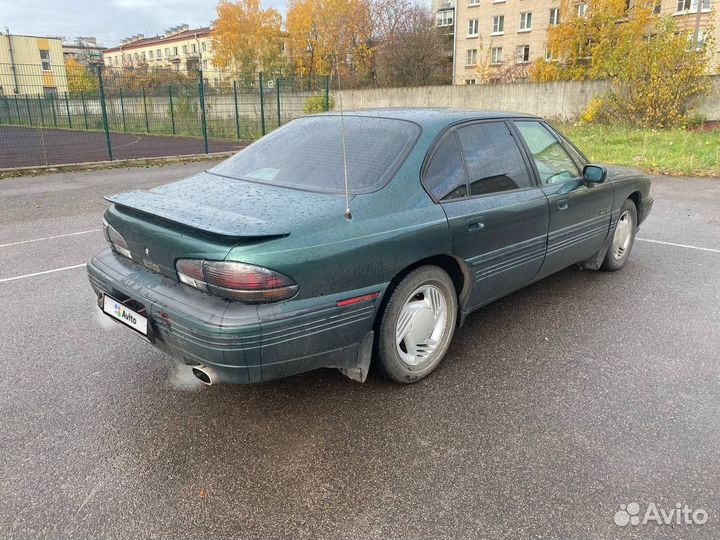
xmin=424 ymin=121 xmax=550 ymax=309
xmin=512 ymin=120 xmax=613 ymax=279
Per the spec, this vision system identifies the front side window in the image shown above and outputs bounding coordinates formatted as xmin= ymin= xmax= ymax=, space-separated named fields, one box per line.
xmin=514 ymin=121 xmax=580 ymax=184
xmin=425 ymin=135 xmax=468 ymax=201
xmin=210 ymin=116 xmax=420 ymax=194
xmin=457 ymin=122 xmax=532 ymax=196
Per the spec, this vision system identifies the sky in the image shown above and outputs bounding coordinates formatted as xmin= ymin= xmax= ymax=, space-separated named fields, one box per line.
xmin=0 ymin=0 xmax=287 ymax=47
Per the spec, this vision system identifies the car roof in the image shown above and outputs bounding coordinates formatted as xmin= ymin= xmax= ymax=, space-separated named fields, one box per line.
xmin=313 ymin=107 xmax=539 ymax=130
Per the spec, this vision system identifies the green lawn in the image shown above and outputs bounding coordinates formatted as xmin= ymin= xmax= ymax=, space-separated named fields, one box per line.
xmin=552 ymin=123 xmax=720 ymax=178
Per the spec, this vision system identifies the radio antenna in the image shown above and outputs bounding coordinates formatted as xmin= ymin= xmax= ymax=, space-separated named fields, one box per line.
xmin=334 ymin=55 xmax=352 ymax=220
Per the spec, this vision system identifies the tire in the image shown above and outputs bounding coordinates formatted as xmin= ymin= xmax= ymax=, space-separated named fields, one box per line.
xmin=375 ymin=265 xmax=458 ymax=383
xmin=601 ymin=199 xmax=638 ymax=271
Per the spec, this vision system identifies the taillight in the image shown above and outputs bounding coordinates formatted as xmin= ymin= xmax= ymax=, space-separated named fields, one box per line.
xmin=103 ymin=218 xmax=131 ymax=259
xmin=176 ymin=259 xmax=298 ymax=303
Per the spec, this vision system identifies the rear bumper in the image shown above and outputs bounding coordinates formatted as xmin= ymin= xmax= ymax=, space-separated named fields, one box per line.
xmin=87 ymin=248 xmax=383 ymax=383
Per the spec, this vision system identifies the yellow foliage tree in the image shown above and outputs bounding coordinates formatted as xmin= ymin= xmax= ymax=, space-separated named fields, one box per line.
xmin=66 ymin=58 xmax=98 ymax=95
xmin=212 ymin=0 xmax=285 ymax=84
xmin=529 ymin=0 xmax=713 ymax=127
xmin=285 ymin=0 xmax=373 ymax=83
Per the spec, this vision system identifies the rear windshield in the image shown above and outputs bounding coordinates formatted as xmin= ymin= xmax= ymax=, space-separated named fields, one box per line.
xmin=209 ymin=115 xmax=420 ymax=194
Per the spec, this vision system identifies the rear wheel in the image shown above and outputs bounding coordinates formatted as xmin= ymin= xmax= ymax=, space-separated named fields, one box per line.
xmin=601 ymin=199 xmax=637 ymax=271
xmin=376 ymin=266 xmax=457 ymax=383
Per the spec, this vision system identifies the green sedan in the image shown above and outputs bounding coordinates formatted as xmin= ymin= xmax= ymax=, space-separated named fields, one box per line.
xmin=87 ymin=109 xmax=653 ymax=385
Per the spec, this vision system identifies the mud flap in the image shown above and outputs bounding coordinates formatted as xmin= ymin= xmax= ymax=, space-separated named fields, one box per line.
xmin=579 ymin=232 xmax=613 ymax=271
xmin=338 ymin=330 xmax=374 ymax=383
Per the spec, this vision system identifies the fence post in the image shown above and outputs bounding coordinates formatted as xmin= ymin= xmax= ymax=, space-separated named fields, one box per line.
xmin=64 ymin=92 xmax=72 ymax=128
xmin=324 ymin=76 xmax=330 ymax=111
xmin=24 ymin=94 xmax=32 ymax=125
xmin=258 ymin=72 xmax=266 ymax=136
xmin=168 ymin=85 xmax=176 ymax=135
xmin=198 ymin=70 xmax=209 ymax=154
xmin=97 ymin=65 xmax=113 ymax=161
xmin=50 ymin=93 xmax=57 ymax=126
xmin=119 ymin=88 xmax=127 ymax=132
xmin=38 ymin=94 xmax=45 ymax=127
xmin=80 ymin=90 xmax=89 ymax=129
xmin=276 ymin=78 xmax=281 ymax=127
xmin=14 ymin=95 xmax=21 ymax=125
xmin=142 ymin=87 xmax=150 ymax=133
xmin=233 ymin=80 xmax=240 ymax=139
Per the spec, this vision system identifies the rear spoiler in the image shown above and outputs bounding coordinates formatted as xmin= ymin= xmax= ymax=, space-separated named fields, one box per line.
xmin=105 ymin=191 xmax=289 ymax=239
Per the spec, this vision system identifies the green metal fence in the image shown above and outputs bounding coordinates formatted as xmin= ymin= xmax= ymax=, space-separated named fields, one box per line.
xmin=0 ymin=63 xmax=331 ymax=169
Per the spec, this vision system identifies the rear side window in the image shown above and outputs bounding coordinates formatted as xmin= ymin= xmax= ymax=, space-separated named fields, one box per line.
xmin=456 ymin=122 xmax=532 ymax=196
xmin=209 ymin=115 xmax=420 ymax=194
xmin=425 ymin=134 xmax=467 ymax=201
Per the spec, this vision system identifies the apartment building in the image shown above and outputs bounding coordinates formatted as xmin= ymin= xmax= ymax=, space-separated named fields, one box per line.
xmin=63 ymin=37 xmax=106 ymax=66
xmin=0 ymin=32 xmax=67 ymax=96
xmin=446 ymin=0 xmax=720 ymax=84
xmin=102 ymin=24 xmax=217 ymax=74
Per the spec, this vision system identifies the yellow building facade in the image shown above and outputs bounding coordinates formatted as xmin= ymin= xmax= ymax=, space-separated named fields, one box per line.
xmin=0 ymin=33 xmax=68 ymax=96
xmin=102 ymin=25 xmax=218 ymax=74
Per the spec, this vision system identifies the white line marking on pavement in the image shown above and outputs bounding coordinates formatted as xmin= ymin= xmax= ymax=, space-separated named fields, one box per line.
xmin=0 ymin=229 xmax=102 ymax=249
xmin=0 ymin=264 xmax=86 ymax=284
xmin=637 ymin=238 xmax=720 ymax=254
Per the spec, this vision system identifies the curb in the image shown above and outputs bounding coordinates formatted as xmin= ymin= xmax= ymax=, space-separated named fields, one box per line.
xmin=0 ymin=151 xmax=239 ymax=179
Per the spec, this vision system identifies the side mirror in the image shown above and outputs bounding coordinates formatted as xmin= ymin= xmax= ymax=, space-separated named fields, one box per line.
xmin=583 ymin=164 xmax=607 ymax=184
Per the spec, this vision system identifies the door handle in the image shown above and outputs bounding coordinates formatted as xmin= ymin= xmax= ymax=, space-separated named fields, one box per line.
xmin=556 ymin=199 xmax=569 ymax=211
xmin=466 ymin=218 xmax=485 ymax=232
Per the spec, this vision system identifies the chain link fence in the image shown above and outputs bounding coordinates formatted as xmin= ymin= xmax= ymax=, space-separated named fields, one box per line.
xmin=0 ymin=63 xmax=331 ymax=169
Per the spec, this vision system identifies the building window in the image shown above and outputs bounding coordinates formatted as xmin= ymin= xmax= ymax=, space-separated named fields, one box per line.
xmin=545 ymin=46 xmax=556 ymax=61
xmin=466 ymin=48 xmax=478 ymax=65
xmin=516 ymin=44 xmax=530 ymax=63
xmin=492 ymin=15 xmax=505 ymax=34
xmin=157 ymin=48 xmax=162 ymax=58
xmin=39 ymin=49 xmax=51 ymax=71
xmin=192 ymin=43 xmax=197 ymax=53
xmin=468 ymin=19 xmax=479 ymax=36
xmin=577 ymin=3 xmax=588 ymax=16
xmin=165 ymin=47 xmax=170 ymax=57
xmin=202 ymin=41 xmax=208 ymax=52
xmin=436 ymin=9 xmax=454 ymax=27
xmin=678 ymin=0 xmax=710 ymax=11
xmin=491 ymin=47 xmax=503 ymax=64
xmin=466 ymin=79 xmax=477 ymax=84
xmin=182 ymin=45 xmax=188 ymax=54
xmin=519 ymin=12 xmax=533 ymax=30
xmin=550 ymin=8 xmax=560 ymax=25
xmin=173 ymin=46 xmax=178 ymax=55
xmin=203 ymin=59 xmax=208 ymax=70
xmin=149 ymin=50 xmax=154 ymax=59
xmin=469 ymin=0 xmax=480 ymax=5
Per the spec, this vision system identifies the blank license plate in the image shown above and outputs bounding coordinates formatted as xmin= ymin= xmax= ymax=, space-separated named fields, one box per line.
xmin=103 ymin=294 xmax=148 ymax=336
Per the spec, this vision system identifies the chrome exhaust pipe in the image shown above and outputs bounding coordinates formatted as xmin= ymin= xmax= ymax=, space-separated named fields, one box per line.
xmin=191 ymin=365 xmax=216 ymax=386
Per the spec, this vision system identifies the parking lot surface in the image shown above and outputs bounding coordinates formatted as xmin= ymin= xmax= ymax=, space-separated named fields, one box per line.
xmin=0 ymin=164 xmax=718 ymax=539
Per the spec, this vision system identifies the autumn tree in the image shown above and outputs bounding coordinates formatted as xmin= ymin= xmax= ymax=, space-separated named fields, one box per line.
xmin=65 ymin=58 xmax=98 ymax=95
xmin=371 ymin=0 xmax=451 ymax=86
xmin=530 ymin=0 xmax=712 ymax=127
xmin=212 ymin=0 xmax=285 ymax=84
xmin=285 ymin=0 xmax=373 ymax=84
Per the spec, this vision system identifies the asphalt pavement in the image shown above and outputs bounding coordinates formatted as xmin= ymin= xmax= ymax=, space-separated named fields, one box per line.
xmin=0 ymin=164 xmax=718 ymax=539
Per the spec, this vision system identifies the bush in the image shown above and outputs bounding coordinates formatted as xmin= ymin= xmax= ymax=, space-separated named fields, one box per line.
xmin=303 ymin=94 xmax=334 ymax=114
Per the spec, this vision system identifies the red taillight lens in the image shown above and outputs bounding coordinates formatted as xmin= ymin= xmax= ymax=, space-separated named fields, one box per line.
xmin=103 ymin=218 xmax=131 ymax=259
xmin=175 ymin=259 xmax=298 ymax=303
